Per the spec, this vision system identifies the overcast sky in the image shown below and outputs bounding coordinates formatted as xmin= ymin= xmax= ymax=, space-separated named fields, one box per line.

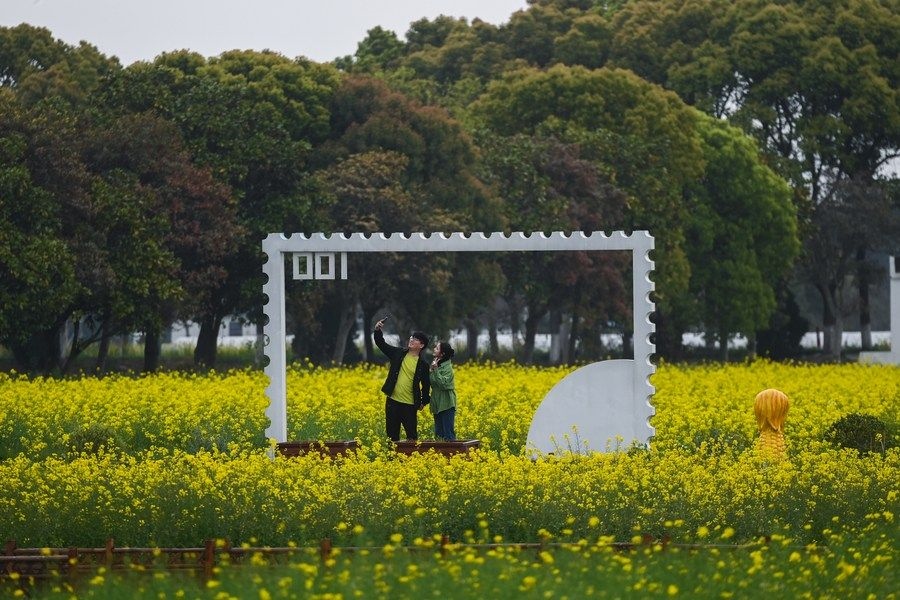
xmin=3 ymin=0 xmax=530 ymax=65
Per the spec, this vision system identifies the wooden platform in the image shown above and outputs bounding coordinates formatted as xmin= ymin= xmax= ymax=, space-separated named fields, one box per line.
xmin=276 ymin=439 xmax=481 ymax=458
xmin=394 ymin=439 xmax=481 ymax=456
xmin=276 ymin=440 xmax=359 ymax=458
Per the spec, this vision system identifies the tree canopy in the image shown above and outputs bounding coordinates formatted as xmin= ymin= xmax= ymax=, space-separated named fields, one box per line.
xmin=7 ymin=0 xmax=894 ymax=369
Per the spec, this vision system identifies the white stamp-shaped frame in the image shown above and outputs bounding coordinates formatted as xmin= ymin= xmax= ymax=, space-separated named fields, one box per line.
xmin=262 ymin=231 xmax=656 ymax=453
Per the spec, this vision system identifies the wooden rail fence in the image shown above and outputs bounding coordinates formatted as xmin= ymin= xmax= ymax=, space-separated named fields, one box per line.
xmin=2 ymin=534 xmax=807 ymax=585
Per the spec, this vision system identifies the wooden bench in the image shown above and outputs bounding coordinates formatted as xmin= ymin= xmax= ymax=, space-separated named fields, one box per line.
xmin=276 ymin=440 xmax=359 ymax=458
xmin=394 ymin=439 xmax=481 ymax=457
xmin=276 ymin=439 xmax=481 ymax=458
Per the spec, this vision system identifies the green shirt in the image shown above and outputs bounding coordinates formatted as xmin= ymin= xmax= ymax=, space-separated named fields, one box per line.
xmin=429 ymin=360 xmax=457 ymax=414
xmin=390 ymin=354 xmax=418 ymax=404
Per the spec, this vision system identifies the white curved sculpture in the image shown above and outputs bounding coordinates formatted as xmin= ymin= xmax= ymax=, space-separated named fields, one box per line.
xmin=526 ymin=360 xmax=649 ymax=455
xmin=261 ymin=231 xmax=656 ymax=453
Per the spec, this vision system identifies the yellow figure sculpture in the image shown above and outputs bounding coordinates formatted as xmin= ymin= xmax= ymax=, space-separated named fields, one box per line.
xmin=754 ymin=388 xmax=789 ymax=457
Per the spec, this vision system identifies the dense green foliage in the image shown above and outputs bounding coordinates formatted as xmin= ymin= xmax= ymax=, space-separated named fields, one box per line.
xmin=1 ymin=0 xmax=897 ymax=372
xmin=825 ymin=413 xmax=895 ymax=456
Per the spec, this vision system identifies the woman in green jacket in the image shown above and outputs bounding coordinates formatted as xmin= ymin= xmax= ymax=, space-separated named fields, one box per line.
xmin=429 ymin=341 xmax=457 ymax=440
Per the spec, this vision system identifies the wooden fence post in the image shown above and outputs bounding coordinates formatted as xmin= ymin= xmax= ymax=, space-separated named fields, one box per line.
xmin=202 ymin=539 xmax=215 ymax=580
xmin=222 ymin=538 xmax=234 ymax=565
xmin=66 ymin=547 xmax=78 ymax=582
xmin=3 ymin=540 xmax=15 ymax=576
xmin=319 ymin=538 xmax=332 ymax=562
xmin=104 ymin=538 xmax=114 ymax=568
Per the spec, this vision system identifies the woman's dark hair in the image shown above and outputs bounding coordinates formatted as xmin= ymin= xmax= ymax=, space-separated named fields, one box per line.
xmin=437 ymin=341 xmax=455 ymax=364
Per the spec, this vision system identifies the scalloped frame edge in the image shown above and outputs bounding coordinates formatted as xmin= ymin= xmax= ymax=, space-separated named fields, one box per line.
xmin=261 ymin=231 xmax=656 ymax=445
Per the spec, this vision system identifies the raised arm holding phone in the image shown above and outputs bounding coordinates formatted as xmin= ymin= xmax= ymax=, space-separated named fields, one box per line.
xmin=373 ymin=316 xmax=431 ymax=442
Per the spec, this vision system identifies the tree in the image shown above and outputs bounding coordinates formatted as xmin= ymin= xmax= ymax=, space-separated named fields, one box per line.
xmin=0 ymin=94 xmax=194 ymax=374
xmin=447 ymin=253 xmax=505 ymax=360
xmin=727 ymin=0 xmax=899 ymax=356
xmin=0 ymin=27 xmax=207 ymax=373
xmin=101 ymin=50 xmax=341 ymax=367
xmin=683 ymin=114 xmax=800 ymax=359
xmin=295 ymin=76 xmax=503 ymax=364
xmin=476 ymin=132 xmax=629 ymax=362
xmin=404 ymin=20 xmax=508 ymax=86
xmin=607 ymin=0 xmax=735 ymax=115
xmin=0 ymin=23 xmax=121 ymax=106
xmin=346 ymin=26 xmax=405 ymax=72
xmin=471 ymin=65 xmax=705 ymax=355
xmin=405 ymin=16 xmax=469 ymax=52
xmin=370 ymin=17 xmax=516 ymax=116
xmin=503 ymin=4 xmax=574 ymax=67
xmin=0 ymin=24 xmax=120 ymax=107
xmin=83 ymin=113 xmax=243 ymax=371
xmin=293 ymin=150 xmax=416 ymax=364
xmin=800 ymin=176 xmax=900 ymax=356
xmin=607 ymin=0 xmax=900 ymax=355
xmin=0 ymin=92 xmax=83 ymax=372
xmin=554 ymin=13 xmax=613 ymax=69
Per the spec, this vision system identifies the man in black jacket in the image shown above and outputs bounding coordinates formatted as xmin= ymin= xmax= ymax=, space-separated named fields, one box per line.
xmin=373 ymin=317 xmax=431 ymax=441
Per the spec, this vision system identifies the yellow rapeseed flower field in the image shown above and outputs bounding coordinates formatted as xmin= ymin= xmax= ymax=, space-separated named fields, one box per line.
xmin=1 ymin=361 xmax=896 ymax=455
xmin=0 ymin=361 xmax=896 ymax=552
